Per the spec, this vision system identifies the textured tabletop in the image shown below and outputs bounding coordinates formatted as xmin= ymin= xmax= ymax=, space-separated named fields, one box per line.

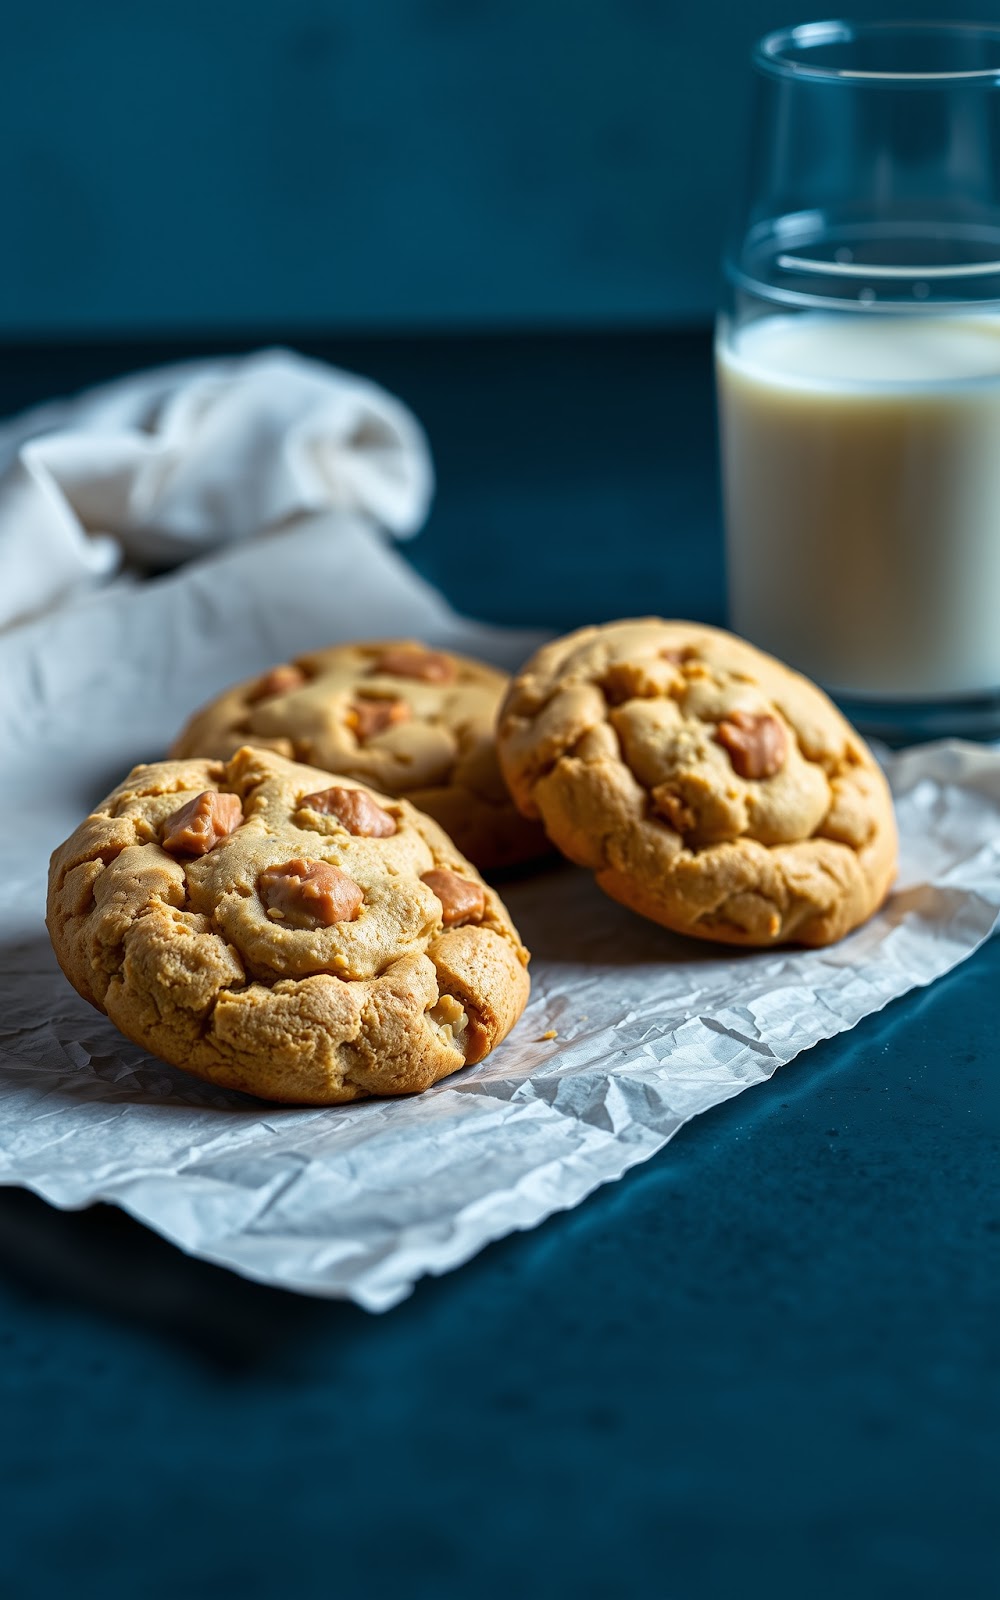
xmin=1 ymin=330 xmax=996 ymax=1600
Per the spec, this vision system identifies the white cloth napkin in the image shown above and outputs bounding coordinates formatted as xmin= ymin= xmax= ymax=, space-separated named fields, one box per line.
xmin=0 ymin=348 xmax=434 ymax=629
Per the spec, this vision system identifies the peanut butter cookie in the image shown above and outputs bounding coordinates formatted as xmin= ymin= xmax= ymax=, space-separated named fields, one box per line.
xmin=46 ymin=746 xmax=530 ymax=1104
xmin=169 ymin=641 xmax=548 ymax=872
xmin=497 ymin=619 xmax=897 ymax=947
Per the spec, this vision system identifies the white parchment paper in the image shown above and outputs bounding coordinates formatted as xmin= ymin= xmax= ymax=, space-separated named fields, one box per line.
xmin=2 ymin=519 xmax=999 ymax=1310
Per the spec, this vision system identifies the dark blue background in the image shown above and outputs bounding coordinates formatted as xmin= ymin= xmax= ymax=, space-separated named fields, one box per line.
xmin=2 ymin=0 xmax=999 ymax=336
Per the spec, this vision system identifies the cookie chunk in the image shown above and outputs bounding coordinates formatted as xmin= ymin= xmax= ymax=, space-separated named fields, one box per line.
xmin=46 ymin=747 xmax=530 ymax=1104
xmin=497 ymin=619 xmax=897 ymax=948
xmin=169 ymin=641 xmax=548 ymax=873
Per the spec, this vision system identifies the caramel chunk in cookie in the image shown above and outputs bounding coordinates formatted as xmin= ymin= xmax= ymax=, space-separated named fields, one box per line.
xmin=652 ymin=786 xmax=697 ymax=834
xmin=259 ymin=858 xmax=364 ymax=928
xmin=422 ymin=868 xmax=486 ymax=927
xmin=161 ymin=791 xmax=242 ymax=856
xmin=348 ymin=697 xmax=412 ymax=743
xmin=247 ymin=664 xmax=306 ymax=702
xmin=300 ymin=785 xmax=397 ymax=837
xmin=373 ymin=645 xmax=457 ymax=684
xmin=716 ymin=711 xmax=788 ymax=780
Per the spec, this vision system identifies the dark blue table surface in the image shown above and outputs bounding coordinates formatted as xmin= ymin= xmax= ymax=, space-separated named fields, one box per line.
xmin=1 ymin=331 xmax=997 ymax=1600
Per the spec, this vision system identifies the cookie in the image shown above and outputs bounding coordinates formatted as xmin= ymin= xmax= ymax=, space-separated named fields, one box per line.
xmin=497 ymin=619 xmax=897 ymax=947
xmin=46 ymin=746 xmax=530 ymax=1105
xmin=169 ymin=641 xmax=548 ymax=873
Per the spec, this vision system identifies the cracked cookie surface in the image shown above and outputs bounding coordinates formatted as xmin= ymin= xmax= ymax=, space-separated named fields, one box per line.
xmin=169 ymin=640 xmax=548 ymax=872
xmin=46 ymin=746 xmax=530 ymax=1104
xmin=497 ymin=619 xmax=897 ymax=947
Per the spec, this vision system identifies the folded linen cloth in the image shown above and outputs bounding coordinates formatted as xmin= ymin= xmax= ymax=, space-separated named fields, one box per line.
xmin=0 ymin=348 xmax=434 ymax=629
xmin=0 ymin=344 xmax=544 ymax=937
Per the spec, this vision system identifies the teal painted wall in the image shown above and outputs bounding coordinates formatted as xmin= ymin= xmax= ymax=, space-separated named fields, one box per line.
xmin=1 ymin=0 xmax=994 ymax=335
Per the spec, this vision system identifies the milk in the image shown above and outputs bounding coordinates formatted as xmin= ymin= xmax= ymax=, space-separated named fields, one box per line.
xmin=716 ymin=312 xmax=1000 ymax=698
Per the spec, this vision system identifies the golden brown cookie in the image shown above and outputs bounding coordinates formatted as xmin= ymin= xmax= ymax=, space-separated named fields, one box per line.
xmin=46 ymin=746 xmax=530 ymax=1104
xmin=497 ymin=619 xmax=897 ymax=948
xmin=169 ymin=641 xmax=547 ymax=873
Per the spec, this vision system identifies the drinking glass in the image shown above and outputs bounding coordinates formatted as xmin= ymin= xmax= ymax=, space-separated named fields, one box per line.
xmin=716 ymin=20 xmax=1000 ymax=741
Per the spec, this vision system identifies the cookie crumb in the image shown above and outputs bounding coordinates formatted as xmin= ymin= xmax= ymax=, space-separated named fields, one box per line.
xmin=540 ymin=1029 xmax=558 ymax=1041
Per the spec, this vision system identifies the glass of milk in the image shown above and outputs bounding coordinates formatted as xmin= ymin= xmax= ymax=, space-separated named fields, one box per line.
xmin=717 ymin=20 xmax=1000 ymax=740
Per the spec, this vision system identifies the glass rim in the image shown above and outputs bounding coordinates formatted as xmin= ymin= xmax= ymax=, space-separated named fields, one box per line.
xmin=755 ymin=19 xmax=1000 ymax=85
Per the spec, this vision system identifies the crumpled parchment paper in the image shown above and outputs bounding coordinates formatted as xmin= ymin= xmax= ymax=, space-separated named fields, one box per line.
xmin=2 ymin=520 xmax=998 ymax=1310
